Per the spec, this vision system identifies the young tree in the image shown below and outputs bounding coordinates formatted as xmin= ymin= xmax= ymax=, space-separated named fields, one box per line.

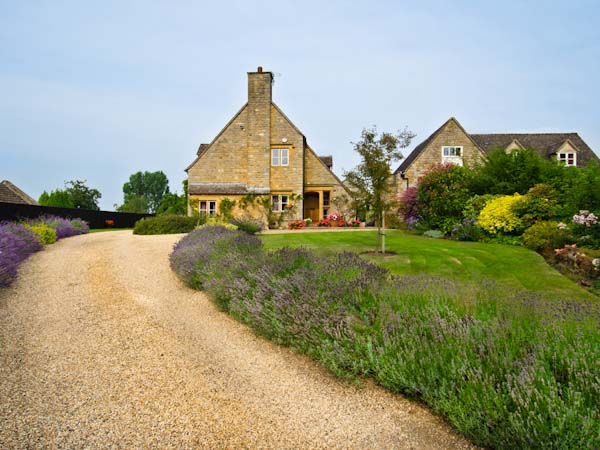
xmin=122 ymin=171 xmax=169 ymax=213
xmin=345 ymin=126 xmax=415 ymax=253
xmin=117 ymin=195 xmax=149 ymax=213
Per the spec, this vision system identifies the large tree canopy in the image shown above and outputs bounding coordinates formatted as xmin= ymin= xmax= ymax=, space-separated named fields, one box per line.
xmin=122 ymin=171 xmax=169 ymax=213
xmin=345 ymin=126 xmax=414 ymax=252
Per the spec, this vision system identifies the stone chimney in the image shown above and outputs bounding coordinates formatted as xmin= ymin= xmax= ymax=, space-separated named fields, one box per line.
xmin=246 ymin=67 xmax=273 ymax=191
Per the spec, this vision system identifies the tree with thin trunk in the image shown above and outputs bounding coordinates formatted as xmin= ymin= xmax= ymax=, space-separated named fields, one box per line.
xmin=345 ymin=126 xmax=415 ymax=253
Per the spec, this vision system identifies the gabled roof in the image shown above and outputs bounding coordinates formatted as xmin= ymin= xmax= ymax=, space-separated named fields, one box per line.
xmin=185 ymin=103 xmax=248 ymax=172
xmin=394 ymin=117 xmax=482 ymax=174
xmin=0 ymin=180 xmax=38 ymax=205
xmin=319 ymin=155 xmax=333 ymax=169
xmin=470 ymin=133 xmax=597 ymax=164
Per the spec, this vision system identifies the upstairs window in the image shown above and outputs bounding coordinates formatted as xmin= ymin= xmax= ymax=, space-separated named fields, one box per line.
xmin=558 ymin=152 xmax=576 ymax=167
xmin=271 ymin=194 xmax=289 ymax=212
xmin=271 ymin=148 xmax=289 ymax=166
xmin=442 ymin=146 xmax=463 ymax=166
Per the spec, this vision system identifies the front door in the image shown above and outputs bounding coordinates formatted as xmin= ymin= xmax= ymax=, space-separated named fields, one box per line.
xmin=303 ymin=192 xmax=320 ymax=222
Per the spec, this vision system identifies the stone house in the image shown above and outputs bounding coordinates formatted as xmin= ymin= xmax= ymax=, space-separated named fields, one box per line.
xmin=185 ymin=67 xmax=351 ymax=226
xmin=0 ymin=180 xmax=38 ymax=205
xmin=394 ymin=117 xmax=599 ymax=195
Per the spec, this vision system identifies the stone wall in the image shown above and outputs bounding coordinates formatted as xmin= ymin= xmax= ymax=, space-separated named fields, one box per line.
xmin=397 ymin=119 xmax=483 ymax=195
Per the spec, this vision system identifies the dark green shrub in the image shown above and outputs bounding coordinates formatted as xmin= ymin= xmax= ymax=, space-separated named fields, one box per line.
xmin=133 ymin=215 xmax=199 ymax=235
xmin=229 ymin=216 xmax=264 ymax=234
xmin=512 ymin=183 xmax=560 ymax=228
xmin=522 ymin=221 xmax=573 ymax=251
xmin=450 ymin=219 xmax=483 ymax=241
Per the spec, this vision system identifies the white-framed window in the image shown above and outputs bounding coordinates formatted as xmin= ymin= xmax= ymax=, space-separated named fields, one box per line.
xmin=271 ymin=148 xmax=289 ymax=166
xmin=199 ymin=200 xmax=217 ymax=216
xmin=271 ymin=194 xmax=289 ymax=212
xmin=558 ymin=152 xmax=576 ymax=167
xmin=442 ymin=146 xmax=463 ymax=166
xmin=323 ymin=191 xmax=331 ymax=218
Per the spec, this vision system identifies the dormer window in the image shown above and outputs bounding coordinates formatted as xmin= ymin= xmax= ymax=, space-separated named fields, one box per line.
xmin=558 ymin=152 xmax=576 ymax=167
xmin=271 ymin=147 xmax=289 ymax=166
xmin=442 ymin=146 xmax=463 ymax=166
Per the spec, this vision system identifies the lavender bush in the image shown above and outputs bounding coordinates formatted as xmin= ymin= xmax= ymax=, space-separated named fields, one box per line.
xmin=0 ymin=222 xmax=42 ymax=287
xmin=170 ymin=226 xmax=600 ymax=449
xmin=28 ymin=215 xmax=89 ymax=239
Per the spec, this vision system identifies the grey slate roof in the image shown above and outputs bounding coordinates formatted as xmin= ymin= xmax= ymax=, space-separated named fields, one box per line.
xmin=0 ymin=180 xmax=38 ymax=205
xmin=319 ymin=156 xmax=333 ymax=169
xmin=470 ymin=133 xmax=597 ymax=165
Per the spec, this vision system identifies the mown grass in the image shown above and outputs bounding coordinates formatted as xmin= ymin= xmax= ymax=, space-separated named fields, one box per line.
xmin=261 ymin=230 xmax=595 ymax=300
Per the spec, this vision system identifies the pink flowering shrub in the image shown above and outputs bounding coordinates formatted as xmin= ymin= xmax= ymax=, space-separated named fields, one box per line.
xmin=571 ymin=210 xmax=600 ymax=248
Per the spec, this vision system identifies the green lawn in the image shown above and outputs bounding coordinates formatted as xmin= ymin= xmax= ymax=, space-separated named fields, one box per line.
xmin=261 ymin=230 xmax=595 ymax=300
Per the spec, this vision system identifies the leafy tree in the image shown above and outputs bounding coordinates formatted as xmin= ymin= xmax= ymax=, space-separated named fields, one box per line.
xmin=38 ymin=189 xmax=74 ymax=208
xmin=470 ymin=148 xmax=562 ymax=195
xmin=345 ymin=126 xmax=415 ymax=253
xmin=117 ymin=195 xmax=149 ymax=213
xmin=65 ymin=180 xmax=101 ymax=210
xmin=156 ymin=180 xmax=188 ymax=215
xmin=122 ymin=171 xmax=169 ymax=213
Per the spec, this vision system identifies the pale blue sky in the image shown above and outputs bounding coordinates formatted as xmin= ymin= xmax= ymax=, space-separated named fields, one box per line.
xmin=1 ymin=1 xmax=599 ymax=210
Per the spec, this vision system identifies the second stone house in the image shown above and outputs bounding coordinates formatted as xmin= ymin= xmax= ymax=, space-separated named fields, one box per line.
xmin=186 ymin=67 xmax=351 ymax=226
xmin=393 ymin=117 xmax=599 ymax=196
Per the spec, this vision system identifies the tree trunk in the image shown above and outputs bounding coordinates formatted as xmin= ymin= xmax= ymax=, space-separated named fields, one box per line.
xmin=382 ymin=213 xmax=385 ymax=254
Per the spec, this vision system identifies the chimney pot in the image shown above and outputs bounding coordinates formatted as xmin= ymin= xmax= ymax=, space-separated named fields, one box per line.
xmin=257 ymin=66 xmax=263 ymax=73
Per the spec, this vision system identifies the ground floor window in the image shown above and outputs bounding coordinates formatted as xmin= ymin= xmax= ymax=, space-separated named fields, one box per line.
xmin=323 ymin=191 xmax=331 ymax=218
xmin=199 ymin=200 xmax=217 ymax=216
xmin=271 ymin=195 xmax=289 ymax=212
xmin=558 ymin=152 xmax=576 ymax=166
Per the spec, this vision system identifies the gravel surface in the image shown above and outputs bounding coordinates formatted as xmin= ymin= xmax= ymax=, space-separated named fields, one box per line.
xmin=0 ymin=231 xmax=478 ymax=449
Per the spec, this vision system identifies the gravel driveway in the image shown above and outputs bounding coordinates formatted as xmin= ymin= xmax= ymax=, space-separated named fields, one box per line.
xmin=0 ymin=231 xmax=476 ymax=449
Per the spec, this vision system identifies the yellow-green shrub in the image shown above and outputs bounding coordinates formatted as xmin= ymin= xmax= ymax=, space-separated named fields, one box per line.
xmin=478 ymin=194 xmax=524 ymax=235
xmin=25 ymin=224 xmax=57 ymax=244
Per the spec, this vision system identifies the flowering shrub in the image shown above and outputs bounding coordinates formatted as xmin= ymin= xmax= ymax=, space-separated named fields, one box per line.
xmin=316 ymin=219 xmax=331 ymax=227
xmin=326 ymin=211 xmax=340 ymax=221
xmin=450 ymin=218 xmax=483 ymax=242
xmin=28 ymin=215 xmax=89 ymax=239
xmin=571 ymin=210 xmax=600 ymax=249
xmin=288 ymin=220 xmax=306 ymax=230
xmin=350 ymin=219 xmax=362 ymax=227
xmin=170 ymin=226 xmax=600 ymax=449
xmin=573 ymin=210 xmax=598 ymax=226
xmin=0 ymin=222 xmax=42 ymax=287
xmin=416 ymin=164 xmax=472 ymax=234
xmin=553 ymin=244 xmax=600 ymax=281
xmin=478 ymin=194 xmax=524 ymax=235
xmin=398 ymin=186 xmax=419 ymax=225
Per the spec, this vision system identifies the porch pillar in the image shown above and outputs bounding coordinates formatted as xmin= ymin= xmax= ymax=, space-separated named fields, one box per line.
xmin=318 ymin=191 xmax=323 ymax=219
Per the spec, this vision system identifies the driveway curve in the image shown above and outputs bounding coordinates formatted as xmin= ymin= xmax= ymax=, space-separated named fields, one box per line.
xmin=0 ymin=231 xmax=476 ymax=449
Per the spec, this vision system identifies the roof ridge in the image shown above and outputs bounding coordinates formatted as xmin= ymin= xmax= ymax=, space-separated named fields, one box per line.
xmin=471 ymin=132 xmax=578 ymax=136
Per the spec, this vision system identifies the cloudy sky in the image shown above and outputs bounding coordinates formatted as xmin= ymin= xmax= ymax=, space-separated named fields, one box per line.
xmin=2 ymin=0 xmax=599 ymax=210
